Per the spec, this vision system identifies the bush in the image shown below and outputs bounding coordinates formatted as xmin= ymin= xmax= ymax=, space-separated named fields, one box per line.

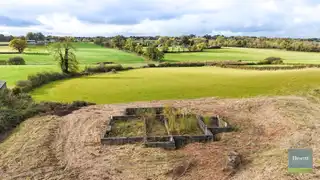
xmin=0 ymin=60 xmax=7 ymax=65
xmin=207 ymin=46 xmax=221 ymax=49
xmin=15 ymin=80 xmax=32 ymax=92
xmin=0 ymin=109 xmax=22 ymax=133
xmin=111 ymin=69 xmax=117 ymax=73
xmin=7 ymin=56 xmax=26 ymax=65
xmin=147 ymin=63 xmax=156 ymax=67
xmin=258 ymin=57 xmax=283 ymax=65
xmin=0 ymin=88 xmax=95 ymax=134
xmin=84 ymin=64 xmax=124 ymax=73
xmin=37 ymin=101 xmax=96 ymax=116
xmin=157 ymin=62 xmax=206 ymax=67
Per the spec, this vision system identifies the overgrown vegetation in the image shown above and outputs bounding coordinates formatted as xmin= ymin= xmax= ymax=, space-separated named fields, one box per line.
xmin=0 ymin=88 xmax=94 ymax=134
xmin=257 ymin=57 xmax=283 ymax=65
xmin=84 ymin=64 xmax=125 ymax=73
xmin=163 ymin=106 xmax=201 ymax=135
xmin=136 ymin=108 xmax=168 ymax=136
xmin=7 ymin=56 xmax=26 ymax=65
xmin=108 ymin=119 xmax=145 ymax=137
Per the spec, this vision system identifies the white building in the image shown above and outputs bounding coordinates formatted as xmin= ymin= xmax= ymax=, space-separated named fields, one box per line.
xmin=26 ymin=40 xmax=36 ymax=45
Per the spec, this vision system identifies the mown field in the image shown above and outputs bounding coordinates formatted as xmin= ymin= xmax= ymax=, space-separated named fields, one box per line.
xmin=164 ymin=47 xmax=320 ymax=64
xmin=2 ymin=43 xmax=320 ymax=88
xmin=31 ymin=67 xmax=320 ymax=104
xmin=0 ymin=43 xmax=145 ymax=64
xmin=0 ymin=65 xmax=60 ymax=87
xmin=0 ymin=43 xmax=146 ymax=87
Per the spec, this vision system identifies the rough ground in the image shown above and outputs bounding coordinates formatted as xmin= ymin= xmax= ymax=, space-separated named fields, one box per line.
xmin=0 ymin=96 xmax=320 ymax=180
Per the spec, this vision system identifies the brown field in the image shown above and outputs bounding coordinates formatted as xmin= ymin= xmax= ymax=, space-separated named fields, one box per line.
xmin=0 ymin=96 xmax=320 ymax=180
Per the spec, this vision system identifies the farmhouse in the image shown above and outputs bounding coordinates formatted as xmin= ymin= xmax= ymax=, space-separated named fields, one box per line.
xmin=26 ymin=40 xmax=36 ymax=45
xmin=0 ymin=80 xmax=7 ymax=90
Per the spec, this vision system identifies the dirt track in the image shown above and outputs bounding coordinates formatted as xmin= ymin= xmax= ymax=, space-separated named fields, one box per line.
xmin=0 ymin=96 xmax=320 ymax=180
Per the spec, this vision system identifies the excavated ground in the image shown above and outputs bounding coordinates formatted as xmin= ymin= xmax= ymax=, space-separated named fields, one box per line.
xmin=0 ymin=96 xmax=320 ymax=180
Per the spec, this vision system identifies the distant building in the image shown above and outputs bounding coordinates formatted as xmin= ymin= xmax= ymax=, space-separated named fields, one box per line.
xmin=27 ymin=40 xmax=36 ymax=45
xmin=0 ymin=80 xmax=7 ymax=90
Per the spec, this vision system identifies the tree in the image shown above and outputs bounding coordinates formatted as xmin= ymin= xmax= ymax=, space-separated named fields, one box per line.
xmin=181 ymin=36 xmax=191 ymax=50
xmin=26 ymin=32 xmax=35 ymax=40
xmin=144 ymin=45 xmax=164 ymax=62
xmin=135 ymin=44 xmax=144 ymax=55
xmin=111 ymin=35 xmax=126 ymax=49
xmin=49 ymin=38 xmax=78 ymax=74
xmin=124 ymin=38 xmax=136 ymax=52
xmin=9 ymin=38 xmax=27 ymax=53
xmin=34 ymin=32 xmax=45 ymax=41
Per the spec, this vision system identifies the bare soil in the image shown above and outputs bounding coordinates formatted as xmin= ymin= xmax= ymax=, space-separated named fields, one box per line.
xmin=0 ymin=96 xmax=320 ymax=180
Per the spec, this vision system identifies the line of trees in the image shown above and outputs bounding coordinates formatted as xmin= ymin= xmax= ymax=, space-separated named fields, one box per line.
xmin=95 ymin=34 xmax=320 ymax=53
xmin=205 ymin=35 xmax=320 ymax=52
xmin=95 ymin=35 xmax=164 ymax=61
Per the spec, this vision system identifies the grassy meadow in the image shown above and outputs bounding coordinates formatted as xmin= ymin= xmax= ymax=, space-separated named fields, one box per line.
xmin=31 ymin=67 xmax=320 ymax=104
xmin=164 ymin=47 xmax=320 ymax=64
xmin=1 ymin=42 xmax=320 ymax=90
xmin=0 ymin=43 xmax=145 ymax=64
xmin=0 ymin=43 xmax=146 ymax=87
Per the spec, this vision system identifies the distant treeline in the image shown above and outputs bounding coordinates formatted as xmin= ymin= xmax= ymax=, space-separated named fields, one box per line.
xmin=206 ymin=35 xmax=320 ymax=52
xmin=94 ymin=35 xmax=320 ymax=53
xmin=3 ymin=32 xmax=320 ymax=52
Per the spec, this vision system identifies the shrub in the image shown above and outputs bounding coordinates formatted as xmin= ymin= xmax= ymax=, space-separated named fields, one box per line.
xmin=15 ymin=80 xmax=32 ymax=92
xmin=84 ymin=64 xmax=124 ymax=73
xmin=0 ymin=60 xmax=7 ymax=65
xmin=7 ymin=56 xmax=26 ymax=65
xmin=0 ymin=109 xmax=21 ymax=133
xmin=0 ymin=88 xmax=95 ymax=134
xmin=37 ymin=101 xmax=95 ymax=116
xmin=111 ymin=69 xmax=117 ymax=73
xmin=207 ymin=46 xmax=221 ymax=49
xmin=147 ymin=63 xmax=156 ymax=67
xmin=157 ymin=62 xmax=206 ymax=67
xmin=11 ymin=87 xmax=22 ymax=95
xmin=258 ymin=57 xmax=283 ymax=65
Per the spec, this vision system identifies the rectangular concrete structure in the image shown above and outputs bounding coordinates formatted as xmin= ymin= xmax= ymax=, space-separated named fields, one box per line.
xmin=101 ymin=107 xmax=233 ymax=149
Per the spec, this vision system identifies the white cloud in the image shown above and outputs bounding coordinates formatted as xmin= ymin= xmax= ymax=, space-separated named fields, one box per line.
xmin=1 ymin=0 xmax=320 ymax=37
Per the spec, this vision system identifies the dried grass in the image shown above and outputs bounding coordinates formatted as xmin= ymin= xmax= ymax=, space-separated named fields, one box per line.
xmin=0 ymin=96 xmax=320 ymax=179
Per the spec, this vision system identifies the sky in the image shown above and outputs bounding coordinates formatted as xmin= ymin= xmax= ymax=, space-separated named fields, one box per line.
xmin=0 ymin=0 xmax=320 ymax=37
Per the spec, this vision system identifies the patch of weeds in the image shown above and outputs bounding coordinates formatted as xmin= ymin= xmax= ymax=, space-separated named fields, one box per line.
xmin=109 ymin=119 xmax=145 ymax=137
xmin=164 ymin=106 xmax=202 ymax=135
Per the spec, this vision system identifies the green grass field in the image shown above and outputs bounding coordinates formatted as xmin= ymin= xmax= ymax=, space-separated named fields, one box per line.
xmin=31 ymin=67 xmax=320 ymax=104
xmin=164 ymin=48 xmax=320 ymax=64
xmin=2 ymin=44 xmax=320 ymax=89
xmin=0 ymin=43 xmax=145 ymax=65
xmin=0 ymin=65 xmax=60 ymax=87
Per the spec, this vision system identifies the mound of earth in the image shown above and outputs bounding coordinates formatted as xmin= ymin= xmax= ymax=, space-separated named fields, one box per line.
xmin=0 ymin=96 xmax=320 ymax=180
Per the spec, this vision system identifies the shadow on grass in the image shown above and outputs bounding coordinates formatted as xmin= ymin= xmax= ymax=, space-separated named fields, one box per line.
xmin=81 ymin=76 xmax=142 ymax=80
